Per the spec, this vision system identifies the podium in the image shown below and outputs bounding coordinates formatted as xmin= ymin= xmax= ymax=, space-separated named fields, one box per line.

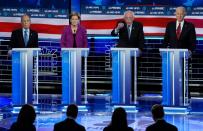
xmin=61 ymin=48 xmax=89 ymax=105
xmin=12 ymin=48 xmax=41 ymax=105
xmin=111 ymin=48 xmax=140 ymax=105
xmin=159 ymin=48 xmax=189 ymax=108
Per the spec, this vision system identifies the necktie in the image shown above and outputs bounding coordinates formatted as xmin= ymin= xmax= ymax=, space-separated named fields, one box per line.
xmin=127 ymin=25 xmax=131 ymax=39
xmin=24 ymin=29 xmax=28 ymax=47
xmin=176 ymin=23 xmax=181 ymax=39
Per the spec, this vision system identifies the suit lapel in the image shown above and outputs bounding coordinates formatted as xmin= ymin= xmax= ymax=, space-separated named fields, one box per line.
xmin=28 ymin=30 xmax=32 ymax=46
xmin=77 ymin=26 xmax=80 ymax=33
xmin=19 ymin=29 xmax=26 ymax=47
xmin=171 ymin=22 xmax=178 ymax=40
xmin=123 ymin=25 xmax=129 ymax=39
xmin=130 ymin=23 xmax=136 ymax=40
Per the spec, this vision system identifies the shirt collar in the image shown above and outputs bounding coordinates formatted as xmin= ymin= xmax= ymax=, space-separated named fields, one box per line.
xmin=67 ymin=116 xmax=76 ymax=120
xmin=155 ymin=118 xmax=164 ymax=122
xmin=23 ymin=28 xmax=30 ymax=33
xmin=127 ymin=24 xmax=132 ymax=28
xmin=176 ymin=20 xmax=184 ymax=29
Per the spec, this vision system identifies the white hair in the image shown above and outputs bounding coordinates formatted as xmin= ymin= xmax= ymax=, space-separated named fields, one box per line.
xmin=175 ymin=6 xmax=187 ymax=15
xmin=124 ymin=10 xmax=135 ymax=18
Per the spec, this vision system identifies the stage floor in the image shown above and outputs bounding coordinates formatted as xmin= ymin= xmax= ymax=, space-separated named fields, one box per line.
xmin=1 ymin=95 xmax=203 ymax=131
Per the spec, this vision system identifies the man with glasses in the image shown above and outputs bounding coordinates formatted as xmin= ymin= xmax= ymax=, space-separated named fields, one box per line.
xmin=111 ymin=10 xmax=144 ymax=48
xmin=111 ymin=10 xmax=144 ymax=102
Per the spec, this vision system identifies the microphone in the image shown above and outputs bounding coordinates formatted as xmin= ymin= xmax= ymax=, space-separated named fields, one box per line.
xmin=73 ymin=30 xmax=76 ymax=34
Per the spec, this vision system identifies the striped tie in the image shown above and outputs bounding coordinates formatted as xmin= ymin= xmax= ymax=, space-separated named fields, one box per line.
xmin=176 ymin=23 xmax=181 ymax=39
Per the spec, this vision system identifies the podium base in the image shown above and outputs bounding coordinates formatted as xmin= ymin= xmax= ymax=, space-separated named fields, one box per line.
xmin=12 ymin=105 xmax=39 ymax=114
xmin=163 ymin=106 xmax=189 ymax=115
xmin=62 ymin=105 xmax=88 ymax=112
xmin=112 ymin=105 xmax=138 ymax=113
xmin=190 ymin=97 xmax=203 ymax=114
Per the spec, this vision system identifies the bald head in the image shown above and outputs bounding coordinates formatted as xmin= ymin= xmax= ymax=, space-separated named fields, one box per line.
xmin=175 ymin=6 xmax=186 ymax=22
xmin=124 ymin=10 xmax=134 ymax=25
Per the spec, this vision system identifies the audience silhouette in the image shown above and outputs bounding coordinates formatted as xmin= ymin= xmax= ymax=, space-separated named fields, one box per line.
xmin=9 ymin=104 xmax=36 ymax=131
xmin=54 ymin=104 xmax=86 ymax=131
xmin=103 ymin=107 xmax=133 ymax=131
xmin=146 ymin=104 xmax=178 ymax=131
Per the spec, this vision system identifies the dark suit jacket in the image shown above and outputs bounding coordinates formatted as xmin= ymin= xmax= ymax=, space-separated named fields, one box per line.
xmin=10 ymin=28 xmax=38 ymax=49
xmin=146 ymin=120 xmax=178 ymax=131
xmin=54 ymin=118 xmax=86 ymax=131
xmin=111 ymin=21 xmax=144 ymax=49
xmin=163 ymin=20 xmax=196 ymax=51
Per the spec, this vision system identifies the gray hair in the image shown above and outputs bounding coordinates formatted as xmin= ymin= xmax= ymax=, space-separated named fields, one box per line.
xmin=21 ymin=14 xmax=31 ymax=22
xmin=124 ymin=10 xmax=135 ymax=18
xmin=175 ymin=6 xmax=187 ymax=15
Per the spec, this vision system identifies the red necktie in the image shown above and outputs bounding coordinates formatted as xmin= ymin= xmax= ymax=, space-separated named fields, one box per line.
xmin=176 ymin=23 xmax=181 ymax=39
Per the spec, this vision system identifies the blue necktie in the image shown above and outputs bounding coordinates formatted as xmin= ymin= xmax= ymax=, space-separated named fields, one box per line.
xmin=24 ymin=29 xmax=28 ymax=47
xmin=128 ymin=25 xmax=131 ymax=39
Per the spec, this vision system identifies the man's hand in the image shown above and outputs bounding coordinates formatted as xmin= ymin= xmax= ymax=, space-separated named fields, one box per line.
xmin=116 ymin=22 xmax=124 ymax=30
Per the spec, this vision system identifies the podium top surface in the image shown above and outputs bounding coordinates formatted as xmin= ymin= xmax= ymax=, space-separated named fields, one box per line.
xmin=12 ymin=48 xmax=41 ymax=51
xmin=61 ymin=48 xmax=89 ymax=51
xmin=159 ymin=48 xmax=188 ymax=52
xmin=111 ymin=48 xmax=140 ymax=51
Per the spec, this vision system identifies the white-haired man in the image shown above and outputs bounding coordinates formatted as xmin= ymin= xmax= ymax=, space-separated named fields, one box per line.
xmin=111 ymin=10 xmax=144 ymax=49
xmin=111 ymin=10 xmax=144 ymax=101
xmin=163 ymin=6 xmax=196 ymax=51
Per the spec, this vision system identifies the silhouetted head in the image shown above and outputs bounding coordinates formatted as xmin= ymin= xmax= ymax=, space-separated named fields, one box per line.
xmin=66 ymin=104 xmax=78 ymax=119
xmin=17 ymin=104 xmax=36 ymax=124
xmin=151 ymin=104 xmax=164 ymax=121
xmin=110 ymin=107 xmax=128 ymax=129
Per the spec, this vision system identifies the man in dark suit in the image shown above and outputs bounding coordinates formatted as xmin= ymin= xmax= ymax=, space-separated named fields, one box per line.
xmin=10 ymin=14 xmax=38 ymax=49
xmin=54 ymin=104 xmax=86 ymax=131
xmin=163 ymin=6 xmax=196 ymax=51
xmin=111 ymin=10 xmax=144 ymax=49
xmin=164 ymin=6 xmax=196 ymax=99
xmin=111 ymin=11 xmax=144 ymax=102
xmin=146 ymin=104 xmax=178 ymax=131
